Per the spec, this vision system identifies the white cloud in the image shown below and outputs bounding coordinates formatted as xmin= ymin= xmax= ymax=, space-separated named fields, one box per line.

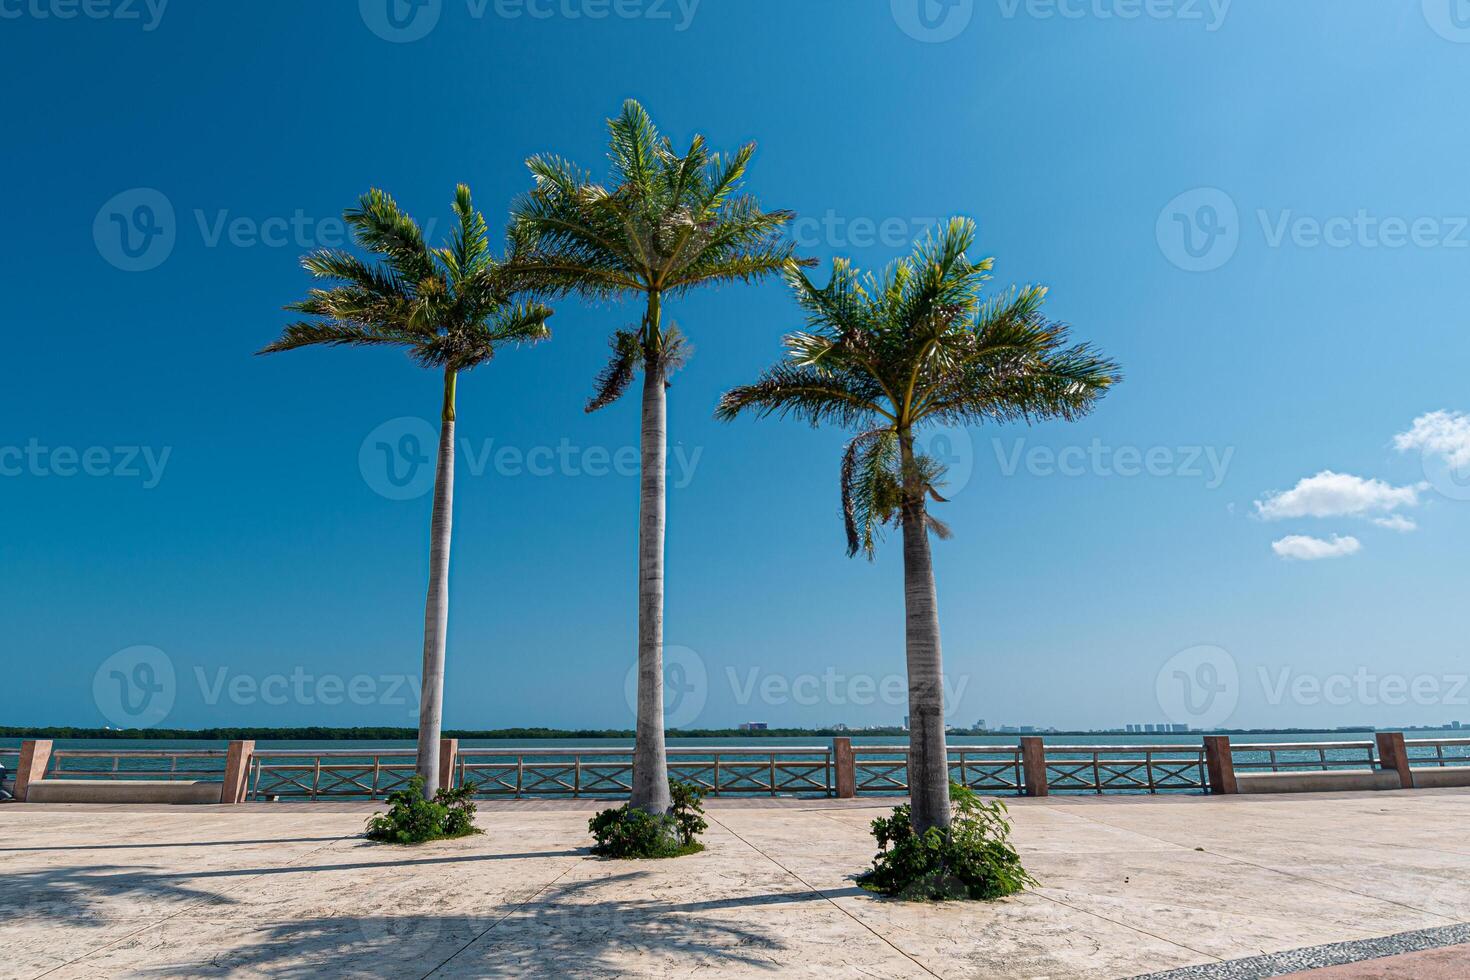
xmin=1372 ymin=514 xmax=1417 ymax=532
xmin=1254 ymin=470 xmax=1420 ymax=521
xmin=1271 ymin=534 xmax=1362 ymax=561
xmin=1395 ymin=410 xmax=1470 ymax=467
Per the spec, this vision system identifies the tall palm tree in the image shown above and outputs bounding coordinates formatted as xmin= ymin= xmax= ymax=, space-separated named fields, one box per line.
xmin=509 ymin=100 xmax=803 ymax=815
xmin=259 ymin=185 xmax=553 ymax=797
xmin=717 ymin=218 xmax=1120 ymax=834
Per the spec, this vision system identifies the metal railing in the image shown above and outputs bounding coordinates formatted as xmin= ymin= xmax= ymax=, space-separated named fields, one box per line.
xmin=1405 ymin=737 xmax=1470 ymax=767
xmin=249 ymin=749 xmax=418 ymax=800
xmin=852 ymin=745 xmax=1025 ymax=794
xmin=1 ymin=749 xmax=18 ymax=792
xmin=16 ymin=735 xmax=1464 ymax=803
xmin=1230 ymin=741 xmax=1377 ymax=773
xmin=45 ymin=749 xmax=228 ymax=781
xmin=1043 ymin=745 xmax=1207 ymax=793
xmin=457 ymin=746 xmax=834 ymax=799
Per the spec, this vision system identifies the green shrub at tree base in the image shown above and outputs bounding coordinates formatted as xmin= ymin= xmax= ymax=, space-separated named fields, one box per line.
xmin=856 ymin=783 xmax=1036 ymax=901
xmin=588 ymin=779 xmax=709 ymax=858
xmin=365 ymin=776 xmax=484 ymax=845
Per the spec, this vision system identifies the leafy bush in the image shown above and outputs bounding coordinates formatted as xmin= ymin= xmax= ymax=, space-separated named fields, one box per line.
xmin=856 ymin=783 xmax=1036 ymax=901
xmin=365 ymin=776 xmax=484 ymax=845
xmin=588 ymin=779 xmax=708 ymax=858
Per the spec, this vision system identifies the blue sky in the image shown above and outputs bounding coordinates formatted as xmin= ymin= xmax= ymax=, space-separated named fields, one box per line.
xmin=3 ymin=0 xmax=1469 ymax=733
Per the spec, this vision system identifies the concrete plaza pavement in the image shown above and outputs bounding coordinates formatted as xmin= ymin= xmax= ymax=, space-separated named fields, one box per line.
xmin=5 ymin=789 xmax=1470 ymax=978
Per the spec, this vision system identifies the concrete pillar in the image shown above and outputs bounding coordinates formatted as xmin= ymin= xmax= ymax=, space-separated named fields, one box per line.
xmin=1204 ymin=735 xmax=1238 ymax=795
xmin=1020 ymin=737 xmax=1049 ymax=797
xmin=1375 ymin=732 xmax=1414 ymax=789
xmin=438 ymin=738 xmax=459 ymax=791
xmin=832 ymin=737 xmax=855 ymax=799
xmin=219 ymin=740 xmax=254 ymax=804
xmin=14 ymin=739 xmax=53 ymax=802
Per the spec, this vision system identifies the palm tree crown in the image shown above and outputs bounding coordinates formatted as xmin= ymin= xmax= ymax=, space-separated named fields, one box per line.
xmin=260 ymin=184 xmax=552 ymax=388
xmin=717 ymin=217 xmax=1121 ymax=557
xmin=509 ymin=98 xmax=806 ymax=393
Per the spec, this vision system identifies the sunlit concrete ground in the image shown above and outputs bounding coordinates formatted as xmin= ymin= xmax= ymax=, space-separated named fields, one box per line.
xmin=5 ymin=789 xmax=1470 ymax=979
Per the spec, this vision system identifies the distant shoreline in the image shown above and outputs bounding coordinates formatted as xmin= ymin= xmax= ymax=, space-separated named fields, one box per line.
xmin=2 ymin=724 xmax=1424 ymax=742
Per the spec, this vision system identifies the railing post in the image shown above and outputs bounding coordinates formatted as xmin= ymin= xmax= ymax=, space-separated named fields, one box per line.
xmin=833 ymin=737 xmax=855 ymax=799
xmin=1203 ymin=735 xmax=1237 ymax=795
xmin=1020 ymin=737 xmax=1048 ymax=797
xmin=13 ymin=739 xmax=52 ymax=802
xmin=219 ymin=740 xmax=254 ymax=804
xmin=439 ymin=739 xmax=459 ymax=791
xmin=1376 ymin=732 xmax=1414 ymax=789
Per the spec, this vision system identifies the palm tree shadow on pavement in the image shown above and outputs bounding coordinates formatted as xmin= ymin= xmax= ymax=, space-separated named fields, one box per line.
xmin=125 ymin=873 xmax=836 ymax=978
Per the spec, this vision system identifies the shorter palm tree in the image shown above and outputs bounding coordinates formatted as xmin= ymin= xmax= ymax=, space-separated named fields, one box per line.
xmin=259 ymin=185 xmax=552 ymax=797
xmin=718 ymin=218 xmax=1120 ymax=834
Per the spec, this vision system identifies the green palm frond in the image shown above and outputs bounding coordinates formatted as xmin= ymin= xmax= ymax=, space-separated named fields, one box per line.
xmin=260 ymin=186 xmax=553 ymax=373
xmin=257 ymin=320 xmax=422 ymax=355
xmin=841 ymin=429 xmax=901 ymax=559
xmin=716 ymin=362 xmax=887 ymax=429
xmin=587 ymin=329 xmax=641 ymax=413
xmin=344 ymin=188 xmax=436 ymax=287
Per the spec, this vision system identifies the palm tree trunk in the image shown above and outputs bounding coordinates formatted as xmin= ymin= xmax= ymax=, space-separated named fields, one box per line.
xmin=900 ymin=437 xmax=951 ymax=834
xmin=416 ymin=369 xmax=457 ymax=798
xmin=630 ymin=297 xmax=672 ymax=815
